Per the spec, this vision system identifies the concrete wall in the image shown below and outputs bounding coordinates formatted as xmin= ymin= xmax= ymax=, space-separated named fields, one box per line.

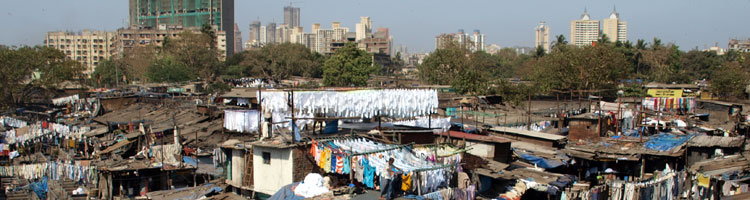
xmin=253 ymin=146 xmax=294 ymax=195
xmin=467 ymin=141 xmax=495 ymax=159
xmin=230 ymin=149 xmax=245 ymax=188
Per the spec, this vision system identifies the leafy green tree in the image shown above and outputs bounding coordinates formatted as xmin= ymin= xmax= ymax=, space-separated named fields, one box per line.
xmin=323 ymin=43 xmax=375 ymax=86
xmin=162 ymin=31 xmax=222 ymax=82
xmin=418 ymin=41 xmax=469 ymax=85
xmin=534 ymin=45 xmax=546 ymax=59
xmin=238 ymin=43 xmax=323 ymax=82
xmin=711 ymin=61 xmax=749 ymax=99
xmin=91 ymin=58 xmax=129 ymax=87
xmin=531 ymin=45 xmax=631 ymax=96
xmin=0 ymin=46 xmax=84 ymax=107
xmin=146 ymin=56 xmax=195 ymax=83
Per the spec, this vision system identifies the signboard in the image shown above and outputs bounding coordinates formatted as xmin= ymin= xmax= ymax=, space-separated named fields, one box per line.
xmin=647 ymin=89 xmax=683 ymax=98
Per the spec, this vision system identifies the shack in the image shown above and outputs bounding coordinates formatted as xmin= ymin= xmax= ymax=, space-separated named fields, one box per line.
xmin=488 ymin=127 xmax=566 ymax=148
xmin=435 ymin=131 xmax=512 ymax=163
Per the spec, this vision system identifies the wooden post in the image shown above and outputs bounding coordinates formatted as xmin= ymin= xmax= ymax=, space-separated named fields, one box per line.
xmin=257 ymin=85 xmax=270 ymax=140
xmin=527 ymin=92 xmax=531 ymax=131
xmin=557 ymin=93 xmax=561 ymax=133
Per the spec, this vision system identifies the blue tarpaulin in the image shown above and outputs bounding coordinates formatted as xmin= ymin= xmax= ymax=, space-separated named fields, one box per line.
xmin=324 ymin=120 xmax=339 ymax=134
xmin=183 ymin=156 xmax=197 ymax=167
xmin=644 ymin=133 xmax=693 ymax=151
xmin=268 ymin=182 xmax=304 ymax=200
xmin=514 ymin=150 xmax=565 ymax=169
xmin=29 ymin=177 xmax=48 ymax=199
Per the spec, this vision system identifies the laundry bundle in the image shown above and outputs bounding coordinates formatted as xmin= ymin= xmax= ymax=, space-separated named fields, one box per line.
xmin=259 ymin=89 xmax=438 ymax=119
xmin=224 ymin=110 xmax=260 ymax=133
xmin=52 ymin=94 xmax=80 ymax=106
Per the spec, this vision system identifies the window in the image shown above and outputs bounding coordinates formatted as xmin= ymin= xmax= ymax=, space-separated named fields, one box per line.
xmin=262 ymin=152 xmax=271 ymax=164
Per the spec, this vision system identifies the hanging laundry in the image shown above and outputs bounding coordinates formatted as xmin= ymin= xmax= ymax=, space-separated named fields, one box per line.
xmin=224 ymin=110 xmax=260 ymax=133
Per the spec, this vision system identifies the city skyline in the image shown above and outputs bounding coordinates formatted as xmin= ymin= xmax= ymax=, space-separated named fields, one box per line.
xmin=2 ymin=0 xmax=750 ymax=52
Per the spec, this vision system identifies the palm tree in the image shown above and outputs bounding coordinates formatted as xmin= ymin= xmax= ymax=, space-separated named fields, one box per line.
xmin=651 ymin=38 xmax=662 ymax=50
xmin=598 ymin=34 xmax=611 ymax=45
xmin=552 ymin=35 xmax=567 ymax=51
xmin=635 ymin=39 xmax=647 ymax=50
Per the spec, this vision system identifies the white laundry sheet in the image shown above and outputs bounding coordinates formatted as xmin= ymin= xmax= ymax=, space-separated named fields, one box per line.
xmin=258 ymin=89 xmax=438 ymax=119
xmin=392 ymin=116 xmax=451 ymax=132
xmin=224 ymin=110 xmax=260 ymax=133
xmin=52 ymin=94 xmax=79 ymax=106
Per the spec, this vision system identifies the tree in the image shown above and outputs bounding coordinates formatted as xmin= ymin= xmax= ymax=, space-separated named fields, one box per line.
xmin=146 ymin=56 xmax=195 ymax=83
xmin=0 ymin=46 xmax=84 ymax=108
xmin=91 ymin=58 xmax=129 ymax=87
xmin=552 ymin=35 xmax=568 ymax=51
xmin=711 ymin=62 xmax=749 ymax=99
xmin=163 ymin=31 xmax=222 ymax=82
xmin=531 ymin=45 xmax=632 ymax=96
xmin=418 ymin=41 xmax=470 ymax=85
xmin=238 ymin=43 xmax=323 ymax=82
xmin=534 ymin=45 xmax=546 ymax=59
xmin=120 ymin=45 xmax=157 ymax=83
xmin=323 ymin=43 xmax=375 ymax=87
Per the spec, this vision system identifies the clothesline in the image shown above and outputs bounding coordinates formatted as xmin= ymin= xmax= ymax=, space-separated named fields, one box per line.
xmin=0 ymin=116 xmax=28 ymax=128
xmin=351 ymin=142 xmax=414 ymax=156
xmin=412 ymin=163 xmax=456 ymax=172
xmin=0 ymin=160 xmax=98 ymax=185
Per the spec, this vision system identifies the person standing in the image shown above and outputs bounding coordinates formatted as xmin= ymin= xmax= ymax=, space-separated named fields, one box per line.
xmin=381 ymin=158 xmax=401 ymax=200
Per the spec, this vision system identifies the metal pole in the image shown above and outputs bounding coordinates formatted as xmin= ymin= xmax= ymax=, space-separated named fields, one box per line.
xmin=527 ymin=92 xmax=531 ymax=131
xmin=258 ymin=85 xmax=263 ymax=139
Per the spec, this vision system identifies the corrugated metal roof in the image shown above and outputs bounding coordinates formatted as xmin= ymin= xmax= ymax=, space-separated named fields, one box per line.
xmin=488 ymin=127 xmax=567 ymax=141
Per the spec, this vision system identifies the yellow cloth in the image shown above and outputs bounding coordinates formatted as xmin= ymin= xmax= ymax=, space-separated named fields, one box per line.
xmin=698 ymin=173 xmax=710 ymax=188
xmin=318 ymin=148 xmax=328 ymax=169
xmin=324 ymin=148 xmax=332 ymax=173
xmin=401 ymin=173 xmax=412 ymax=191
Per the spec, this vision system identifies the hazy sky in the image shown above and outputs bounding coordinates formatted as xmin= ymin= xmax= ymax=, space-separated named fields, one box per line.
xmin=2 ymin=0 xmax=749 ymax=52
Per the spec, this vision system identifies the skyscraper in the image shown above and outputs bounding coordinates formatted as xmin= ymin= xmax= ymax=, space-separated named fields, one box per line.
xmin=471 ymin=30 xmax=485 ymax=52
xmin=355 ymin=16 xmax=372 ymax=41
xmin=266 ymin=23 xmax=277 ymax=44
xmin=234 ymin=23 xmax=243 ymax=53
xmin=602 ymin=7 xmax=627 ymax=43
xmin=249 ymin=21 xmax=261 ymax=46
xmin=284 ymin=5 xmax=300 ymax=28
xmin=535 ymin=22 xmax=550 ymax=51
xmin=129 ymin=0 xmax=235 ymax=56
xmin=570 ymin=9 xmax=600 ymax=46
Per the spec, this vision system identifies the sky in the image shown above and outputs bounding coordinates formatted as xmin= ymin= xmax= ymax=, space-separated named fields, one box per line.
xmin=1 ymin=0 xmax=749 ymax=53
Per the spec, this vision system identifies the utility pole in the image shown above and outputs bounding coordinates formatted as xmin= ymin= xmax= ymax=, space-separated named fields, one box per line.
xmin=527 ymin=92 xmax=531 ymax=131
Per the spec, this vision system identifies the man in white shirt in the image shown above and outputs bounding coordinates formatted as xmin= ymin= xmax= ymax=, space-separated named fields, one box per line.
xmin=380 ymin=157 xmax=401 ymax=200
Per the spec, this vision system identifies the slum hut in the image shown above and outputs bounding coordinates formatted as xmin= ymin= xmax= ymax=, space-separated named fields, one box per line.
xmin=689 ymin=154 xmax=750 ymax=198
xmin=434 ymin=130 xmax=512 ymax=163
xmin=696 ymin=99 xmax=744 ymax=122
xmin=220 ymin=139 xmax=319 ymax=197
xmin=96 ymin=155 xmax=195 ymax=199
xmin=220 ymin=88 xmax=259 ymax=108
xmin=686 ymin=135 xmax=745 ymax=166
xmin=488 ymin=127 xmax=567 ymax=148
xmin=563 ymin=134 xmax=690 ymax=181
xmin=568 ymin=113 xmax=616 ymax=142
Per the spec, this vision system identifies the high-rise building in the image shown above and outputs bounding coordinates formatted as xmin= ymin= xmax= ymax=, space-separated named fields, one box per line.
xmin=44 ymin=30 xmax=116 ymax=75
xmin=435 ymin=29 xmax=485 ymax=52
xmin=249 ymin=21 xmax=261 ymax=48
xmin=283 ymin=5 xmax=300 ymax=28
xmin=128 ymin=0 xmax=235 ymax=57
xmin=234 ymin=23 xmax=243 ymax=53
xmin=471 ymin=30 xmax=485 ymax=52
xmin=602 ymin=7 xmax=627 ymax=43
xmin=729 ymin=39 xmax=750 ymax=52
xmin=570 ymin=9 xmax=600 ymax=46
xmin=112 ymin=25 xmax=226 ymax=58
xmin=535 ymin=21 xmax=550 ymax=52
xmin=266 ymin=23 xmax=277 ymax=44
xmin=355 ymin=16 xmax=372 ymax=41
